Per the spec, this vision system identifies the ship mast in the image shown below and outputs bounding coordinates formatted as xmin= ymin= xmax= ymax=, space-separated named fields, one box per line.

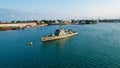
xmin=59 ymin=20 xmax=62 ymax=29
xmin=60 ymin=23 xmax=62 ymax=29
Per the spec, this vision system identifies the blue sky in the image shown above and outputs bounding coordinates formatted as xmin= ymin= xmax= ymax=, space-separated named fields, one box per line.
xmin=0 ymin=0 xmax=120 ymax=20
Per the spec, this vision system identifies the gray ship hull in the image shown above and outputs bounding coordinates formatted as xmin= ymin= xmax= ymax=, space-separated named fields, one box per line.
xmin=42 ymin=32 xmax=78 ymax=42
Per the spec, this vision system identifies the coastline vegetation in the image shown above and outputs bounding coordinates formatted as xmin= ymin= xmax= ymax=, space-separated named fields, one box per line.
xmin=0 ymin=19 xmax=120 ymax=31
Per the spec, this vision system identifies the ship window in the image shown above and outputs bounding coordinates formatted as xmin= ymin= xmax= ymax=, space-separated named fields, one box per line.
xmin=54 ymin=29 xmax=60 ymax=36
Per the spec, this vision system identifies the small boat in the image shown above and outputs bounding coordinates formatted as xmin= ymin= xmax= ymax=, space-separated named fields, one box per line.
xmin=41 ymin=28 xmax=78 ymax=42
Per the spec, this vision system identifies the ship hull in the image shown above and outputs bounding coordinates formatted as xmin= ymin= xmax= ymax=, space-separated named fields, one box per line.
xmin=42 ymin=32 xmax=78 ymax=42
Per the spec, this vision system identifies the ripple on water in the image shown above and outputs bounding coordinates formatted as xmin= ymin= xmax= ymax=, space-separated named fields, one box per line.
xmin=0 ymin=23 xmax=120 ymax=68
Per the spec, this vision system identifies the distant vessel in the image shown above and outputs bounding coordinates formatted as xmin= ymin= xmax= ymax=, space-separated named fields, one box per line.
xmin=41 ymin=27 xmax=78 ymax=42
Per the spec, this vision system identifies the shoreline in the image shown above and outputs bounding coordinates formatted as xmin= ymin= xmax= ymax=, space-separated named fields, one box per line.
xmin=0 ymin=23 xmax=48 ymax=31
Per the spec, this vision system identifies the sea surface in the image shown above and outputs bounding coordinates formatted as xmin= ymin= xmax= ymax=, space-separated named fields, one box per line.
xmin=0 ymin=23 xmax=120 ymax=68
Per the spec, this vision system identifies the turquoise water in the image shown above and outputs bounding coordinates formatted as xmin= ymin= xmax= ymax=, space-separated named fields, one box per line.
xmin=0 ymin=23 xmax=120 ymax=68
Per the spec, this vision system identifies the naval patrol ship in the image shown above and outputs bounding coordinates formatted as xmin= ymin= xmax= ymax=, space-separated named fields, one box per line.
xmin=41 ymin=26 xmax=78 ymax=42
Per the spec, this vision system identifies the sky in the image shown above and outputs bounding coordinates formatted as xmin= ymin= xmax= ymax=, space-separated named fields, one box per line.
xmin=0 ymin=0 xmax=120 ymax=20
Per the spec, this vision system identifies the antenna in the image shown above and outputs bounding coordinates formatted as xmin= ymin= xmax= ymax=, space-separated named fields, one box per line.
xmin=59 ymin=20 xmax=62 ymax=29
xmin=60 ymin=24 xmax=62 ymax=29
